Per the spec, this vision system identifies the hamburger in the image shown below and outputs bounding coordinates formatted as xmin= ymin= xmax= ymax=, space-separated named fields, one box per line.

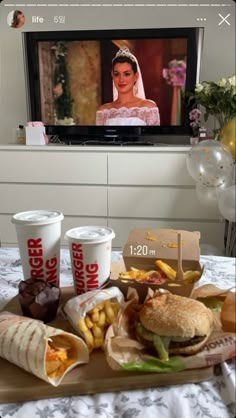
xmin=135 ymin=292 xmax=214 ymax=361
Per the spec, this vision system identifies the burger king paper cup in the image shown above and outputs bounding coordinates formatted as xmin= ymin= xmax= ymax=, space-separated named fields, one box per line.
xmin=12 ymin=210 xmax=64 ymax=286
xmin=65 ymin=226 xmax=115 ymax=295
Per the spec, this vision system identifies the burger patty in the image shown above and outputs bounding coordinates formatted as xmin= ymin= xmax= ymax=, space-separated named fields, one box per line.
xmin=136 ymin=328 xmax=206 ymax=349
xmin=169 ymin=335 xmax=206 ymax=348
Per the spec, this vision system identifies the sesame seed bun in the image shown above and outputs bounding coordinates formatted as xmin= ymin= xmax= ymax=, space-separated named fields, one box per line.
xmin=139 ymin=293 xmax=213 ymax=346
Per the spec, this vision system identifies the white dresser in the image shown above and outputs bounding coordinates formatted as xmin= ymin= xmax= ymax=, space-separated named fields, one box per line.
xmin=0 ymin=144 xmax=224 ymax=251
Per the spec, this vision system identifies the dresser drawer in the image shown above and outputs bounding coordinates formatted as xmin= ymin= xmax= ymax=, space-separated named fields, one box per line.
xmin=108 ymin=152 xmax=194 ymax=186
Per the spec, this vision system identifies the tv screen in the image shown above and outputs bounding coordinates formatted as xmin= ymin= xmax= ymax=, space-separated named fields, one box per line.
xmin=24 ymin=27 xmax=203 ymax=145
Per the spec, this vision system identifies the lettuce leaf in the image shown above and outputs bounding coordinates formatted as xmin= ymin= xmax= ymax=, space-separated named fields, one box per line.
xmin=121 ymin=356 xmax=185 ymax=373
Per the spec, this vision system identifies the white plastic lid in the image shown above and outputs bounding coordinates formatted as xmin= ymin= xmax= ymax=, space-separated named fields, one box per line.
xmin=12 ymin=210 xmax=64 ymax=225
xmin=65 ymin=226 xmax=115 ymax=244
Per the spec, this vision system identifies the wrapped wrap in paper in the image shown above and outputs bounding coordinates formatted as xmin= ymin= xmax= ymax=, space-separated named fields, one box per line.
xmin=0 ymin=311 xmax=89 ymax=386
xmin=105 ymin=286 xmax=236 ymax=373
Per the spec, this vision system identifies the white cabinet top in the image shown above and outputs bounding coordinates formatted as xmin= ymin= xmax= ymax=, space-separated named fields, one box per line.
xmin=0 ymin=144 xmax=191 ymax=153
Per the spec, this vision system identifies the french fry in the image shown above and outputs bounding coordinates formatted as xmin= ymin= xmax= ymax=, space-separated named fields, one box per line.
xmin=104 ymin=300 xmax=116 ymax=324
xmin=118 ymin=260 xmax=201 ymax=285
xmin=78 ymin=300 xmax=120 ymax=351
xmin=92 ymin=324 xmax=103 ymax=338
xmin=91 ymin=308 xmax=100 ymax=323
xmin=183 ymin=270 xmax=201 ymax=283
xmin=97 ymin=310 xmax=106 ymax=327
xmin=155 ymin=260 xmax=176 ymax=280
xmin=119 ymin=268 xmax=147 ymax=280
xmin=85 ymin=315 xmax=93 ymax=329
xmin=77 ymin=318 xmax=94 ymax=351
xmin=119 ymin=272 xmax=133 ymax=279
xmin=95 ymin=302 xmax=105 ymax=311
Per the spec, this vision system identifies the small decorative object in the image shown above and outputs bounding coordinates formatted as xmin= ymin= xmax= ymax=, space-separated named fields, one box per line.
xmin=25 ymin=121 xmax=48 ymax=145
xmin=16 ymin=124 xmax=25 ymax=145
xmin=188 ymin=75 xmax=236 ymax=140
xmin=162 ymin=59 xmax=186 ymax=125
xmin=189 ymin=108 xmax=201 ymax=136
xmin=189 ymin=108 xmax=201 ymax=144
xmin=198 ymin=126 xmax=207 ymax=141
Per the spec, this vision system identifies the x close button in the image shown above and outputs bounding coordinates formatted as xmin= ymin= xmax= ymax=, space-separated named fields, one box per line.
xmin=218 ymin=13 xmax=231 ymax=26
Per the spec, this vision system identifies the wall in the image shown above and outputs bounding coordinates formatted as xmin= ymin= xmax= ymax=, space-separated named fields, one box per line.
xmin=0 ymin=0 xmax=235 ymax=144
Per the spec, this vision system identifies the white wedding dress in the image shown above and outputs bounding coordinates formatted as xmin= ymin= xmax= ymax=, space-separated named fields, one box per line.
xmin=96 ymin=106 xmax=160 ymax=126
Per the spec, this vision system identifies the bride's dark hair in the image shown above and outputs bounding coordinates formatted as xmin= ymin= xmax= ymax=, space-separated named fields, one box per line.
xmin=112 ymin=55 xmax=137 ymax=73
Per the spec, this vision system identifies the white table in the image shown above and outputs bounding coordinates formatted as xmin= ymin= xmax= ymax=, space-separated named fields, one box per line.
xmin=0 ymin=247 xmax=235 ymax=418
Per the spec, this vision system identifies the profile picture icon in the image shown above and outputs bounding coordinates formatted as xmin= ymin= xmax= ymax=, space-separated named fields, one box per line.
xmin=7 ymin=10 xmax=25 ymax=29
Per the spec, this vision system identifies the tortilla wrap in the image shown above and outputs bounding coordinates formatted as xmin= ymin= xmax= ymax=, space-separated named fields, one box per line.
xmin=0 ymin=311 xmax=89 ymax=386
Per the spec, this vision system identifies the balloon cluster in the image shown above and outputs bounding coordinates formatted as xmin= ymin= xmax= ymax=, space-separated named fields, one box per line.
xmin=186 ymin=140 xmax=235 ymax=222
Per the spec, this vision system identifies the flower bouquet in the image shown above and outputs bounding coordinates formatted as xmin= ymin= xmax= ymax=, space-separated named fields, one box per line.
xmin=162 ymin=59 xmax=186 ymax=88
xmin=162 ymin=59 xmax=186 ymax=125
xmin=188 ymin=75 xmax=236 ymax=138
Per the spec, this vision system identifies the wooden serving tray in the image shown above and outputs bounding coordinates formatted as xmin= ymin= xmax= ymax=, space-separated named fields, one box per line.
xmin=0 ymin=287 xmax=214 ymax=404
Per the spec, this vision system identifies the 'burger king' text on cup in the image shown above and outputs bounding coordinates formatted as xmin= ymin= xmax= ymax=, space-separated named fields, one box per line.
xmin=12 ymin=210 xmax=64 ymax=286
xmin=65 ymin=226 xmax=115 ymax=295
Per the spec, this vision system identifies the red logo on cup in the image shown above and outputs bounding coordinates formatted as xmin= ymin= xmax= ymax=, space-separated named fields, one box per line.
xmin=72 ymin=243 xmax=99 ymax=294
xmin=27 ymin=238 xmax=58 ymax=285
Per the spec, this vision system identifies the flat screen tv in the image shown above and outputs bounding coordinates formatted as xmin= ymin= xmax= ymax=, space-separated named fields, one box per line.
xmin=23 ymin=27 xmax=203 ymax=145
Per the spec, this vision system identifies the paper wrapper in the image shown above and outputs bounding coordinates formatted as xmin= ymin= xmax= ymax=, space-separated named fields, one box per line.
xmin=105 ymin=286 xmax=236 ymax=373
xmin=191 ymin=284 xmax=236 ymax=333
xmin=0 ymin=311 xmax=89 ymax=386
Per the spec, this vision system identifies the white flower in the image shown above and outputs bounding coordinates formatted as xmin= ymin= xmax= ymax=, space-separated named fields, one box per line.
xmin=63 ymin=117 xmax=75 ymax=125
xmin=195 ymin=83 xmax=203 ymax=93
xmin=217 ymin=78 xmax=227 ymax=87
xmin=203 ymin=84 xmax=211 ymax=95
xmin=228 ymin=75 xmax=236 ymax=87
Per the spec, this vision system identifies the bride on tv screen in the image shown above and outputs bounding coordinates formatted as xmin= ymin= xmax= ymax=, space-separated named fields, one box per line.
xmin=96 ymin=47 xmax=160 ymax=126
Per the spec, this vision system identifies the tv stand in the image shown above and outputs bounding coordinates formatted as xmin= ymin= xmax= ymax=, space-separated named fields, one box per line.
xmin=52 ymin=135 xmax=154 ymax=146
xmin=71 ymin=140 xmax=154 ymax=146
xmin=49 ymin=132 xmax=191 ymax=146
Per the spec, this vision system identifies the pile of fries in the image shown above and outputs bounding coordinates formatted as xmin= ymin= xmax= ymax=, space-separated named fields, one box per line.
xmin=119 ymin=259 xmax=201 ymax=284
xmin=78 ymin=300 xmax=120 ymax=351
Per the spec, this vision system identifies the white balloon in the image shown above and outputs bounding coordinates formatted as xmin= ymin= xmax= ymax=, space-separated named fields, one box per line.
xmin=218 ymin=185 xmax=236 ymax=222
xmin=186 ymin=140 xmax=234 ymax=187
xmin=195 ymin=182 xmax=230 ymax=210
xmin=196 ymin=183 xmax=219 ymax=209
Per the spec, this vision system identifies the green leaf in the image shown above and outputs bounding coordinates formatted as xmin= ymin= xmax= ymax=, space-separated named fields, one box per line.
xmin=121 ymin=356 xmax=186 ymax=373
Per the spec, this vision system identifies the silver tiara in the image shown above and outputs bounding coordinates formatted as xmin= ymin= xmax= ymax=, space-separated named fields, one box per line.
xmin=112 ymin=47 xmax=136 ymax=63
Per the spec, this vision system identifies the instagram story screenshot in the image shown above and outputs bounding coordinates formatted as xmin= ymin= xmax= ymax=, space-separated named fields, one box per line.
xmin=0 ymin=0 xmax=235 ymax=145
xmin=0 ymin=2 xmax=236 ymax=417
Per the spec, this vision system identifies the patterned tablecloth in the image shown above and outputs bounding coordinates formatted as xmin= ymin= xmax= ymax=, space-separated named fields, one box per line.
xmin=0 ymin=247 xmax=235 ymax=418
